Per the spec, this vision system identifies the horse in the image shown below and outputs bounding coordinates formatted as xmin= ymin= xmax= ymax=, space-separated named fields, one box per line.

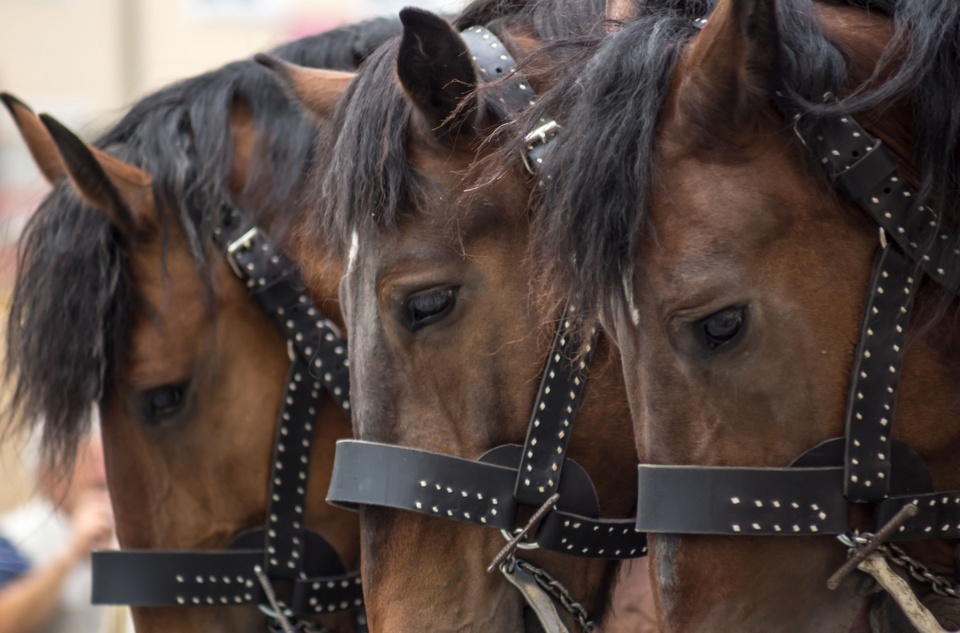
xmin=264 ymin=0 xmax=656 ymax=630
xmin=519 ymin=0 xmax=960 ymax=630
xmin=2 ymin=17 xmax=399 ymax=633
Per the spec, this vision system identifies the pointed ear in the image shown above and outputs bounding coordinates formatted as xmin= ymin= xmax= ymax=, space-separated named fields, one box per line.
xmin=396 ymin=7 xmax=479 ymax=140
xmin=1 ymin=93 xmax=66 ymax=184
xmin=39 ymin=114 xmax=154 ymax=238
xmin=254 ymin=54 xmax=354 ymax=121
xmin=680 ymin=0 xmax=780 ymax=129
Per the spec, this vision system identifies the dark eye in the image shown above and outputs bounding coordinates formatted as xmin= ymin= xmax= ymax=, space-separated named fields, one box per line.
xmin=699 ymin=306 xmax=746 ymax=351
xmin=139 ymin=384 xmax=187 ymax=426
xmin=403 ymin=287 xmax=457 ymax=331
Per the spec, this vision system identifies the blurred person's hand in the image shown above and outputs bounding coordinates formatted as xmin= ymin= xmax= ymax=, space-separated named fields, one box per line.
xmin=67 ymin=490 xmax=113 ymax=560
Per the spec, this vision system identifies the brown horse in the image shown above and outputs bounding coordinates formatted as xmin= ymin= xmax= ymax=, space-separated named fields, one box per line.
xmin=266 ymin=1 xmax=655 ymax=630
xmin=2 ymin=18 xmax=398 ymax=633
xmin=525 ymin=0 xmax=960 ymax=630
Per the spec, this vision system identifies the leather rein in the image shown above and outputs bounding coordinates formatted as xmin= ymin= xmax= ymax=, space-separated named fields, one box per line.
xmin=92 ymin=206 xmax=360 ymax=631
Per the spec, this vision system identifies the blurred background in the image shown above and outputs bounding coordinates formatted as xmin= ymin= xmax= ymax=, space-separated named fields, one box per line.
xmin=0 ymin=0 xmax=462 ymax=511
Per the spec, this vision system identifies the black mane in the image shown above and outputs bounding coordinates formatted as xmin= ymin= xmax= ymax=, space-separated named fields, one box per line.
xmin=523 ymin=0 xmax=960 ymax=327
xmin=4 ymin=17 xmax=400 ymax=466
xmin=314 ymin=0 xmax=608 ymax=251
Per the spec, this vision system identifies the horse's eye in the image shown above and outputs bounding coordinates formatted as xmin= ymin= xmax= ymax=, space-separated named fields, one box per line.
xmin=403 ymin=286 xmax=457 ymax=331
xmin=139 ymin=384 xmax=187 ymax=426
xmin=699 ymin=306 xmax=746 ymax=351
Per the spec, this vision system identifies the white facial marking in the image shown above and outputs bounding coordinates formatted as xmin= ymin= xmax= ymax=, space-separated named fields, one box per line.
xmin=623 ymin=267 xmax=640 ymax=325
xmin=347 ymin=230 xmax=360 ymax=274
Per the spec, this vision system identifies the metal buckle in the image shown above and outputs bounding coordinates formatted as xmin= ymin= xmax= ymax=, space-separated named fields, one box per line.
xmin=488 ymin=493 xmax=559 ymax=573
xmin=521 ymin=120 xmax=560 ymax=174
xmin=227 ymin=226 xmax=259 ymax=254
xmin=226 ymin=227 xmax=259 ymax=278
xmin=499 ymin=527 xmax=542 ymax=552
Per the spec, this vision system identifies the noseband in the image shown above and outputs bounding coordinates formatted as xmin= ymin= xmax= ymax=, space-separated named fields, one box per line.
xmin=325 ymin=25 xmax=646 ymax=633
xmin=92 ymin=207 xmax=360 ymax=631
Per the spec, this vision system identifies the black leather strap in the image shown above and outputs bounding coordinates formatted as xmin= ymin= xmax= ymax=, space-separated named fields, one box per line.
xmin=877 ymin=494 xmax=960 ymax=542
xmin=328 ymin=441 xmax=647 ymax=559
xmin=93 ymin=531 xmax=362 ymax=615
xmin=515 ymin=314 xmax=597 ymax=506
xmin=636 ymin=464 xmax=849 ymax=535
xmin=460 ymin=25 xmax=535 ymax=121
xmin=94 ymin=550 xmax=266 ymax=607
xmin=842 ymin=244 xmax=916 ymax=501
xmin=788 ymin=99 xmax=960 ymax=295
xmin=222 ymin=222 xmax=350 ymax=413
xmin=328 ymin=440 xmax=519 ymax=529
xmin=536 ymin=512 xmax=646 ymax=558
xmin=263 ymin=356 xmax=323 ymax=576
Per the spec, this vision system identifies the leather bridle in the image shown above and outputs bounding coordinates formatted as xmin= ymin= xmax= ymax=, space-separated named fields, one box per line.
xmin=633 ymin=31 xmax=960 ymax=555
xmin=325 ymin=25 xmax=646 ymax=633
xmin=92 ymin=206 xmax=361 ymax=630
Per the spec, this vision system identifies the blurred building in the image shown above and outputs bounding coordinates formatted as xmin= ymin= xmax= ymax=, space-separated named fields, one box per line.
xmin=0 ymin=0 xmax=461 ymax=512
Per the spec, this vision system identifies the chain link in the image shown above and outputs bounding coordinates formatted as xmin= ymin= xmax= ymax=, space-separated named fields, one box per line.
xmin=515 ymin=559 xmax=596 ymax=632
xmin=879 ymin=544 xmax=960 ymax=599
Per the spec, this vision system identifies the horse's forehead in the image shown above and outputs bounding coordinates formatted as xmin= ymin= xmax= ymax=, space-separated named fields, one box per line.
xmin=641 ymin=148 xmax=805 ymax=296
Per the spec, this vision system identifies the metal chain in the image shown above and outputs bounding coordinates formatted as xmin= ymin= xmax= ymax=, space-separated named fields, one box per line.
xmin=515 ymin=559 xmax=596 ymax=632
xmin=880 ymin=544 xmax=960 ymax=599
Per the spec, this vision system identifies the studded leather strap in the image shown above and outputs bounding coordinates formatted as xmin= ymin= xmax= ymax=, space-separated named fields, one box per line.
xmin=842 ymin=245 xmax=916 ymax=501
xmin=93 ymin=531 xmax=362 ymax=614
xmin=790 ymin=103 xmax=960 ymax=295
xmin=634 ymin=439 xmax=934 ymax=536
xmin=635 ymin=464 xmax=849 ymax=536
xmin=877 ymin=494 xmax=960 ymax=542
xmin=220 ymin=219 xmax=350 ymax=413
xmin=262 ymin=357 xmax=323 ymax=576
xmin=460 ymin=25 xmax=536 ymax=121
xmin=328 ymin=441 xmax=647 ymax=559
xmin=514 ymin=314 xmax=597 ymax=506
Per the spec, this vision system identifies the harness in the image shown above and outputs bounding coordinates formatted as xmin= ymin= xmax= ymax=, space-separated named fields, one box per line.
xmin=632 ymin=21 xmax=960 ymax=626
xmin=92 ymin=207 xmax=360 ymax=632
xmin=325 ymin=26 xmax=646 ymax=633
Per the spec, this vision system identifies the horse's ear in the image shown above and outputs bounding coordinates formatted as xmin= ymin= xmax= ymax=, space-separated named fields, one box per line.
xmin=396 ymin=7 xmax=479 ymax=141
xmin=39 ymin=114 xmax=154 ymax=238
xmin=680 ymin=0 xmax=780 ymax=129
xmin=255 ymin=54 xmax=354 ymax=120
xmin=1 ymin=93 xmax=66 ymax=184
